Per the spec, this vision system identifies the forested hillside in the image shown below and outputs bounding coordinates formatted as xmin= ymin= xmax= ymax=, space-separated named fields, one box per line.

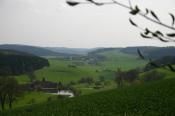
xmin=0 ymin=49 xmax=49 ymax=75
xmin=120 ymin=46 xmax=175 ymax=59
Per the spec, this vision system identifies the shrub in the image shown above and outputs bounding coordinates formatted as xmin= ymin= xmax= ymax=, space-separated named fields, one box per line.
xmin=115 ymin=68 xmax=139 ymax=87
xmin=143 ymin=70 xmax=165 ymax=82
xmin=47 ymin=97 xmax=52 ymax=102
xmin=78 ymin=77 xmax=94 ymax=85
xmin=27 ymin=98 xmax=36 ymax=105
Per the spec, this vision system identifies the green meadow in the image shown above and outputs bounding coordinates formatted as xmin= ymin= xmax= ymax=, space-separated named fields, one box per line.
xmin=17 ymin=50 xmax=146 ymax=83
xmin=2 ymin=78 xmax=175 ymax=116
xmin=16 ymin=49 xmax=147 ymax=84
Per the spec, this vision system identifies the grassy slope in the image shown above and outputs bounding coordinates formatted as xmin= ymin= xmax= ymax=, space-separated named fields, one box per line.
xmin=140 ymin=67 xmax=175 ymax=80
xmin=157 ymin=68 xmax=175 ymax=79
xmin=2 ymin=78 xmax=175 ymax=116
xmin=97 ymin=49 xmax=146 ymax=70
xmin=12 ymin=92 xmax=56 ymax=108
xmin=16 ymin=59 xmax=101 ymax=84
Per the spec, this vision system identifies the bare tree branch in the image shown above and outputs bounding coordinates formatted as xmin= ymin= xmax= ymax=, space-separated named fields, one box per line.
xmin=67 ymin=0 xmax=175 ymax=31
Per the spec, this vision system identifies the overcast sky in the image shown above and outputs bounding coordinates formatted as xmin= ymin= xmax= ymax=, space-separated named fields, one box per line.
xmin=0 ymin=0 xmax=175 ymax=48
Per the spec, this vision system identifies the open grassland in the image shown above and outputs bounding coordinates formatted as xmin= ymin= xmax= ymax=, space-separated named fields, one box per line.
xmin=74 ymin=80 xmax=117 ymax=95
xmin=12 ymin=92 xmax=57 ymax=108
xmin=140 ymin=67 xmax=175 ymax=80
xmin=96 ymin=49 xmax=147 ymax=70
xmin=2 ymin=78 xmax=175 ymax=116
xmin=157 ymin=68 xmax=175 ymax=79
xmin=36 ymin=59 xmax=103 ymax=83
xmin=16 ymin=50 xmax=147 ymax=84
xmin=16 ymin=59 xmax=101 ymax=84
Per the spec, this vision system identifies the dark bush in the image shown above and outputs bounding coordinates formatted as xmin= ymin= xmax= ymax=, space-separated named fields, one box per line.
xmin=47 ymin=97 xmax=52 ymax=102
xmin=78 ymin=77 xmax=94 ymax=85
xmin=115 ymin=68 xmax=139 ymax=87
xmin=143 ymin=70 xmax=165 ymax=82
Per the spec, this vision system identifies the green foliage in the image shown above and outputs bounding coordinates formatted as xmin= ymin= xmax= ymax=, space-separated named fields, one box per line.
xmin=12 ymin=91 xmax=57 ymax=108
xmin=2 ymin=78 xmax=175 ymax=115
xmin=0 ymin=77 xmax=21 ymax=110
xmin=157 ymin=68 xmax=175 ymax=79
xmin=115 ymin=68 xmax=140 ymax=88
xmin=0 ymin=50 xmax=49 ymax=76
xmin=78 ymin=77 xmax=94 ymax=85
xmin=142 ymin=70 xmax=165 ymax=82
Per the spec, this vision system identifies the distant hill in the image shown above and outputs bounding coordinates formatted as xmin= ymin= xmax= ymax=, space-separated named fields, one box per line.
xmin=87 ymin=47 xmax=175 ymax=69
xmin=144 ymin=56 xmax=175 ymax=71
xmin=1 ymin=45 xmax=175 ymax=59
xmin=46 ymin=47 xmax=96 ymax=55
xmin=120 ymin=46 xmax=175 ymax=59
xmin=0 ymin=44 xmax=75 ymax=57
xmin=86 ymin=47 xmax=146 ymax=70
xmin=88 ymin=48 xmax=122 ymax=55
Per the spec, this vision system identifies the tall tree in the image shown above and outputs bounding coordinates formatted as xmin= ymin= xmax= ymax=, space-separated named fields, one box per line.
xmin=6 ymin=77 xmax=20 ymax=109
xmin=115 ymin=68 xmax=123 ymax=87
xmin=0 ymin=76 xmax=7 ymax=110
xmin=0 ymin=76 xmax=20 ymax=110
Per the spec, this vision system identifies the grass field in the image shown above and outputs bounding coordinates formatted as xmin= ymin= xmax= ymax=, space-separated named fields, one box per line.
xmin=16 ymin=59 xmax=101 ymax=84
xmin=12 ymin=92 xmax=57 ymax=108
xmin=157 ymin=68 xmax=175 ymax=79
xmin=97 ymin=49 xmax=146 ymax=70
xmin=2 ymin=78 xmax=175 ymax=116
xmin=16 ymin=49 xmax=147 ymax=84
xmin=140 ymin=67 xmax=175 ymax=80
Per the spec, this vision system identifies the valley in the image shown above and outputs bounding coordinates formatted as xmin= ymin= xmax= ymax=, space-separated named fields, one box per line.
xmin=0 ymin=44 xmax=175 ymax=115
